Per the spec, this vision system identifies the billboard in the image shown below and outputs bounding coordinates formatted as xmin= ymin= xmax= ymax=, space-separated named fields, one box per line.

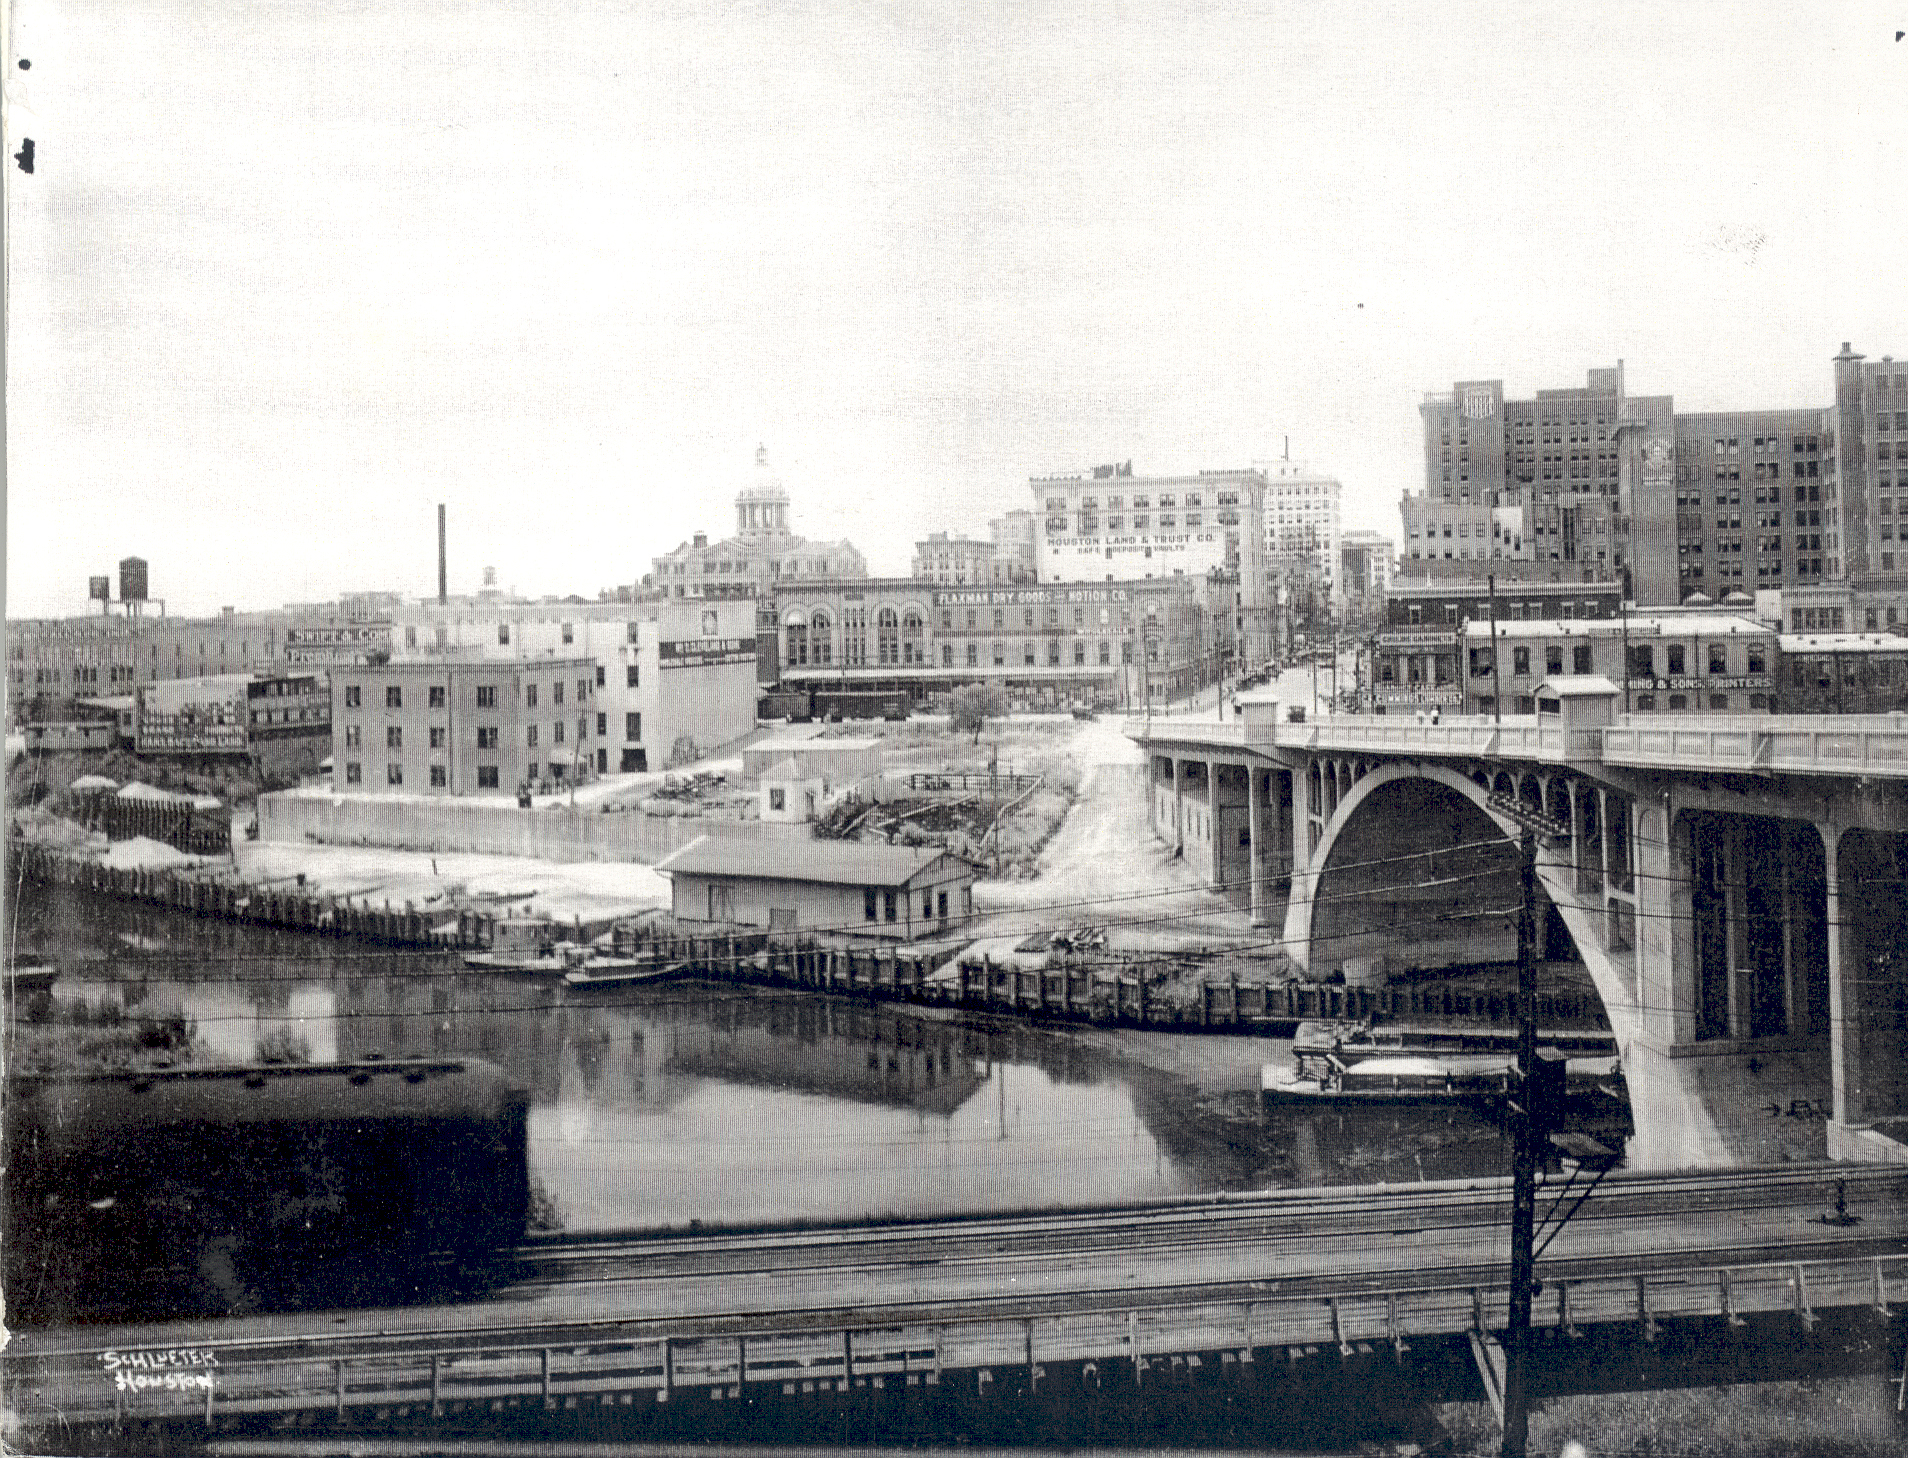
xmin=660 ymin=637 xmax=756 ymax=669
xmin=1038 ymin=530 xmax=1228 ymax=581
xmin=283 ymin=623 xmax=391 ymax=664
xmin=136 ymin=681 xmax=250 ymax=753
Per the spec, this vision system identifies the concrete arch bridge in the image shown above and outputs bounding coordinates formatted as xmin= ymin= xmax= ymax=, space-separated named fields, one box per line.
xmin=1128 ymin=687 xmax=1908 ymax=1170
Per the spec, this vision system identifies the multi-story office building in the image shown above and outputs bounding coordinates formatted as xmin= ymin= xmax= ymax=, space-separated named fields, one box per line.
xmin=1670 ymin=410 xmax=1834 ymax=600
xmin=1402 ymin=366 xmax=1628 ymax=583
xmin=1030 ymin=462 xmax=1271 ymax=665
xmin=1339 ymin=530 xmax=1395 ymax=610
xmin=648 ymin=447 xmax=868 ymax=601
xmin=1255 ymin=458 xmax=1344 ymax=607
xmin=1834 ymin=346 xmax=1908 ymax=597
xmin=1400 ymin=345 xmax=1908 ymax=621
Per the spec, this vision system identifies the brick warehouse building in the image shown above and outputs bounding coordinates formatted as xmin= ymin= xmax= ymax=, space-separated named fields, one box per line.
xmin=327 ymin=657 xmax=597 ymax=794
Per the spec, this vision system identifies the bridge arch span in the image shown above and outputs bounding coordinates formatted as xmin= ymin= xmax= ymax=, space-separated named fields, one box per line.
xmin=1282 ymin=761 xmax=1530 ymax=976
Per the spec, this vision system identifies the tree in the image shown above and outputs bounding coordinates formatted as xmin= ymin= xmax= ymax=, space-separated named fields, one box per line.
xmin=945 ymin=684 xmax=1008 ymax=744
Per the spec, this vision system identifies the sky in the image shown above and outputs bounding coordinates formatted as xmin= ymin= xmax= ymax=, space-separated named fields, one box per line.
xmin=6 ymin=1 xmax=1907 ymax=619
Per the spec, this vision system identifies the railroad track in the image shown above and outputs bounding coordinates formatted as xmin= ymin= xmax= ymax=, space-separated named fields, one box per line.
xmin=501 ymin=1162 xmax=1905 ymax=1288
xmin=15 ymin=1163 xmax=1900 ymax=1366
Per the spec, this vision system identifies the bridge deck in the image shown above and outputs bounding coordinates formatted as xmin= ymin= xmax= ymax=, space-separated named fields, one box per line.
xmin=8 ymin=1165 xmax=1903 ymax=1432
xmin=1126 ymin=710 xmax=1908 ymax=776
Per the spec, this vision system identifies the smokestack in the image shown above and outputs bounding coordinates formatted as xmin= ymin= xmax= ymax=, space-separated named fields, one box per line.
xmin=437 ymin=504 xmax=447 ymax=605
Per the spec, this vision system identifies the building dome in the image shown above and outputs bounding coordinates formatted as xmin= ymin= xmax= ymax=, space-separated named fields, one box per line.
xmin=735 ymin=445 xmax=791 ymax=539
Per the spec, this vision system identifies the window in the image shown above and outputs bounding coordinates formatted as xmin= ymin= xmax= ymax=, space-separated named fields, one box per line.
xmin=476 ymin=685 xmax=497 ymax=708
xmin=1666 ymin=645 xmax=1685 ymax=675
xmin=553 ymin=721 xmax=565 ymax=743
xmin=345 ymin=762 xmax=361 ymax=783
xmin=428 ymin=685 xmax=445 ymax=708
xmin=429 ymin=726 xmax=446 ymax=749
xmin=1707 ymin=643 xmax=1727 ymax=674
xmin=553 ymin=682 xmax=564 ymax=704
xmin=561 ymin=623 xmax=574 ymax=644
xmin=625 ymin=712 xmax=642 ymax=741
xmin=627 ymin=664 xmax=640 ymax=687
xmin=1709 ymin=694 xmax=1729 ymax=711
xmin=1747 ymin=645 xmax=1766 ymax=673
xmin=386 ymin=725 xmax=402 ymax=748
xmin=527 ymin=725 xmax=539 ymax=748
xmin=1667 ymin=694 xmax=1688 ymax=710
xmin=477 ymin=727 xmax=499 ymax=749
xmin=1629 ymin=645 xmax=1654 ymax=676
xmin=1545 ymin=646 xmax=1563 ymax=675
xmin=993 ymin=642 xmax=1005 ymax=666
xmin=1512 ymin=647 xmax=1530 ymax=676
xmin=884 ymin=889 xmax=897 ymax=923
xmin=1636 ymin=694 xmax=1656 ymax=710
xmin=498 ymin=624 xmax=510 ymax=645
xmin=344 ymin=724 xmax=361 ymax=749
xmin=578 ymin=678 xmax=590 ymax=701
xmin=526 ymin=684 xmax=537 ymax=708
xmin=597 ymin=712 xmax=607 ymax=736
xmin=769 ymin=788 xmax=786 ymax=811
xmin=387 ymin=763 xmax=403 ymax=785
xmin=477 ymin=765 xmax=500 ymax=788
xmin=864 ymin=887 xmax=878 ymax=922
xmin=429 ymin=764 xmax=447 ymax=787
xmin=344 ymin=685 xmax=361 ymax=708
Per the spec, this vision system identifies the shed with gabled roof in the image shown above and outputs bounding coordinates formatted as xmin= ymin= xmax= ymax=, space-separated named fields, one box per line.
xmin=654 ymin=835 xmax=977 ymax=939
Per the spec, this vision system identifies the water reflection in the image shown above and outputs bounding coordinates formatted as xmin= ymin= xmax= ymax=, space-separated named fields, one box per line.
xmin=11 ymin=881 xmax=1520 ymax=1232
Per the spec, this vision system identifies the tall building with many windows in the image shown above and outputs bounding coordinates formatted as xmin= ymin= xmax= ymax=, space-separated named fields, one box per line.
xmin=1030 ymin=462 xmax=1271 ymax=664
xmin=1399 ymin=346 xmax=1908 ymax=621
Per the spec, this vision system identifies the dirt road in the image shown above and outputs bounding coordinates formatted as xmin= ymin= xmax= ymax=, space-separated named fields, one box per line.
xmin=971 ymin=717 xmax=1261 ymax=951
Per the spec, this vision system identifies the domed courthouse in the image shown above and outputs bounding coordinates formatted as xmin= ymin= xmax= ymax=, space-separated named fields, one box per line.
xmin=649 ymin=448 xmax=868 ymax=601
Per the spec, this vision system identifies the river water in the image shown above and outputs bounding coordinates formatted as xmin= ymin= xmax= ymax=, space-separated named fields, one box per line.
xmin=9 ymin=881 xmax=1518 ymax=1233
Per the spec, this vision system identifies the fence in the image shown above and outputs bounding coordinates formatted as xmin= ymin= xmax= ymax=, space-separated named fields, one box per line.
xmin=72 ymin=794 xmax=231 ymax=856
xmin=602 ymin=926 xmax=1603 ymax=1032
xmin=13 ymin=845 xmax=1604 ymax=1032
xmin=13 ymin=844 xmax=497 ymax=950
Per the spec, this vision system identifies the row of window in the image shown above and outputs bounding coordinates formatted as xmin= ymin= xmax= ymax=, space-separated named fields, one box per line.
xmin=340 ymin=678 xmax=593 ymax=711
xmin=1045 ymin=492 xmax=1214 ymax=512
xmin=863 ymin=886 xmax=961 ymax=923
xmin=342 ymin=762 xmax=589 ymax=789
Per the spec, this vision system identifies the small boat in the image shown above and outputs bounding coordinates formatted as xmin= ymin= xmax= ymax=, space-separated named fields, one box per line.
xmin=1263 ymin=1047 xmax=1622 ymax=1106
xmin=464 ymin=940 xmax=650 ymax=975
xmin=1291 ymin=1018 xmax=1616 ymax=1065
xmin=562 ymin=956 xmax=688 ymax=989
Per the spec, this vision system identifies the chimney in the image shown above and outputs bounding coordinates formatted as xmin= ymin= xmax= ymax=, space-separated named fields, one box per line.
xmin=437 ymin=504 xmax=448 ymax=605
xmin=693 ymin=532 xmax=708 ymax=549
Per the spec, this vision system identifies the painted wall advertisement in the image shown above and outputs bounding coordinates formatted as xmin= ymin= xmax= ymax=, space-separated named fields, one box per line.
xmin=660 ymin=637 xmax=757 ymax=669
xmin=283 ymin=624 xmax=392 ymax=664
xmin=1038 ymin=529 xmax=1226 ymax=581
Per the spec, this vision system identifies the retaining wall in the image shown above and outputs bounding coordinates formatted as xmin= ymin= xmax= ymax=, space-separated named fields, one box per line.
xmin=256 ymin=792 xmax=803 ymax=864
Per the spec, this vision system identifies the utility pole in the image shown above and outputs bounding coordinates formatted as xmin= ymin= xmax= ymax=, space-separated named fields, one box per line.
xmin=1501 ymin=824 xmax=1539 ymax=1457
xmin=1488 ymin=573 xmax=1502 ymax=726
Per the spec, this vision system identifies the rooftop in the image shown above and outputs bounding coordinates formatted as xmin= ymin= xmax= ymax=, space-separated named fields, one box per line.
xmin=655 ymin=836 xmax=968 ymax=887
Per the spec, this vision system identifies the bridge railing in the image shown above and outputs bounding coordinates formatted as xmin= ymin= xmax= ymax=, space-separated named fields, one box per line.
xmin=1130 ymin=711 xmax=1908 ymax=779
xmin=12 ymin=1250 xmax=1903 ymax=1432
